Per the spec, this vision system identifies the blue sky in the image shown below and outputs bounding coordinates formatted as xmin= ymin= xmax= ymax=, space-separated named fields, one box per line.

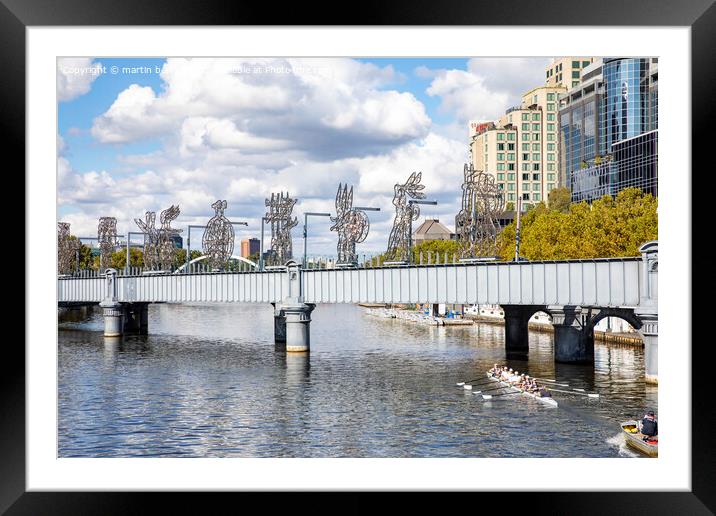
xmin=57 ymin=56 xmax=551 ymax=255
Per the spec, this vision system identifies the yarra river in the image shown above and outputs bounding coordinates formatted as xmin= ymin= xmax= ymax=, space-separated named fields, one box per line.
xmin=58 ymin=303 xmax=657 ymax=457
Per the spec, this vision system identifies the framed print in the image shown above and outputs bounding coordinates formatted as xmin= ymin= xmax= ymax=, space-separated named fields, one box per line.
xmin=4 ymin=0 xmax=714 ymax=512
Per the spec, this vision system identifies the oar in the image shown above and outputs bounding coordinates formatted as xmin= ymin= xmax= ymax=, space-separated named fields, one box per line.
xmin=533 ymin=378 xmax=571 ymax=387
xmin=456 ymin=377 xmax=493 ymax=386
xmin=481 ymin=391 xmax=522 ymax=400
xmin=471 ymin=386 xmax=507 ymax=394
xmin=546 ymin=387 xmax=600 ymax=398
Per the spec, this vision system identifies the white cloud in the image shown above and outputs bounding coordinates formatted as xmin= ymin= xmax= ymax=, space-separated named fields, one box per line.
xmin=57 ymin=58 xmax=103 ymax=102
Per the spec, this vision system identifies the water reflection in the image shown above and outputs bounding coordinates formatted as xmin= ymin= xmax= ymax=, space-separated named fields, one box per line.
xmin=59 ymin=303 xmax=656 ymax=458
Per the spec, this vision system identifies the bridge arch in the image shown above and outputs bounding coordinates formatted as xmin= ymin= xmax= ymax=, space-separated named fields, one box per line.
xmin=586 ymin=307 xmax=643 ymax=333
xmin=173 ymin=254 xmax=258 ymax=274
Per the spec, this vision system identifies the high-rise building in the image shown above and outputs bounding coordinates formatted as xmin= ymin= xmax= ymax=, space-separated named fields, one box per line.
xmin=240 ymin=238 xmax=260 ymax=258
xmin=546 ymin=57 xmax=595 ymax=89
xmin=560 ymin=57 xmax=658 ymax=203
xmin=469 ymin=84 xmax=566 ymax=210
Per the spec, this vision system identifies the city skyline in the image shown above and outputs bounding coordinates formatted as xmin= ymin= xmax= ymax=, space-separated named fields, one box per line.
xmin=57 ymin=57 xmax=554 ymax=256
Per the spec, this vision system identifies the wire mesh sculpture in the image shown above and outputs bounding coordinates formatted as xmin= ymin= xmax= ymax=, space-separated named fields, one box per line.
xmin=386 ymin=172 xmax=426 ymax=261
xmin=202 ymin=200 xmax=234 ymax=269
xmin=455 ymin=163 xmax=505 ymax=258
xmin=57 ymin=222 xmax=79 ymax=274
xmin=329 ymin=184 xmax=370 ymax=265
xmin=265 ymin=192 xmax=297 ymax=266
xmin=97 ymin=217 xmax=118 ymax=270
xmin=135 ymin=205 xmax=182 ymax=270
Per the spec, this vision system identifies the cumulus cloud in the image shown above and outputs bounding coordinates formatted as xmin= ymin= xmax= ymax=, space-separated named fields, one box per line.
xmin=57 ymin=58 xmax=103 ymax=102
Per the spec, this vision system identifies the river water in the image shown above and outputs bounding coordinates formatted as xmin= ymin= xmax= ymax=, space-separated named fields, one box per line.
xmin=58 ymin=303 xmax=657 ymax=457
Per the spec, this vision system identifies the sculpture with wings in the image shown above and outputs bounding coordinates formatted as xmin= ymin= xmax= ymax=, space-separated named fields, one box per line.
xmin=386 ymin=172 xmax=426 ymax=261
xmin=330 ymin=184 xmax=369 ymax=265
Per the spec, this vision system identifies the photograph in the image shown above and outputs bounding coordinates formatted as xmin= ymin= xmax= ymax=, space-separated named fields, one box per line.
xmin=56 ymin=55 xmax=660 ymax=459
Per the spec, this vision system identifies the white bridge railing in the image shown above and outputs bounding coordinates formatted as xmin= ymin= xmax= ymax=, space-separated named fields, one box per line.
xmin=57 ymin=257 xmax=644 ymax=308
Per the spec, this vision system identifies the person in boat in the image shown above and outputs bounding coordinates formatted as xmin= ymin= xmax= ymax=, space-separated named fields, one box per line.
xmin=640 ymin=411 xmax=658 ymax=439
xmin=537 ymin=385 xmax=552 ymax=397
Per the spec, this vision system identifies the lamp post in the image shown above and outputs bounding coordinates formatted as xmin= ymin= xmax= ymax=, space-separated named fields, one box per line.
xmin=514 ymin=198 xmax=522 ymax=261
xmin=302 ymin=212 xmax=332 ymax=268
xmin=186 ymin=221 xmax=248 ymax=272
xmin=407 ymin=200 xmax=438 ymax=264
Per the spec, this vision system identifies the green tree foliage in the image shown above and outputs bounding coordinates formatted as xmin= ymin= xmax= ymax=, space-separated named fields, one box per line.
xmin=497 ymin=187 xmax=657 ymax=260
xmin=547 ymin=187 xmax=572 ymax=213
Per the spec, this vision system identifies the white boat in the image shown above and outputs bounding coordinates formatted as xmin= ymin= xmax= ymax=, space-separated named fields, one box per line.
xmin=485 ymin=372 xmax=558 ymax=407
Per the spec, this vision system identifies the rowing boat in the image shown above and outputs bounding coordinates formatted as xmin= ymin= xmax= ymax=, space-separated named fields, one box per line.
xmin=485 ymin=373 xmax=558 ymax=407
xmin=621 ymin=420 xmax=658 ymax=457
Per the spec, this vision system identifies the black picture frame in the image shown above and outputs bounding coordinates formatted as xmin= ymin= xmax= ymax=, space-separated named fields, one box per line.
xmin=4 ymin=0 xmax=713 ymax=512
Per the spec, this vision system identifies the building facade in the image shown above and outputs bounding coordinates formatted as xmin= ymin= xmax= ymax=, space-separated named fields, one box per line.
xmin=412 ymin=219 xmax=454 ymax=245
xmin=240 ymin=238 xmax=260 ymax=258
xmin=546 ymin=57 xmax=595 ymax=89
xmin=470 ymin=84 xmax=566 ymax=210
xmin=560 ymin=57 xmax=658 ymax=203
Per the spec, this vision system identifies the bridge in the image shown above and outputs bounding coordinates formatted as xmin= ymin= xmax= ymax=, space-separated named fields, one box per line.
xmin=58 ymin=241 xmax=659 ymax=383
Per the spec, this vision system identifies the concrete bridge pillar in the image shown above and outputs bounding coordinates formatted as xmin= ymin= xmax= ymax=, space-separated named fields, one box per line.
xmin=282 ymin=301 xmax=315 ymax=352
xmin=502 ymin=305 xmax=544 ymax=359
xmin=272 ymin=303 xmax=287 ymax=344
xmin=550 ymin=306 xmax=594 ymax=364
xmin=638 ymin=314 xmax=658 ymax=385
xmin=99 ymin=268 xmax=123 ymax=337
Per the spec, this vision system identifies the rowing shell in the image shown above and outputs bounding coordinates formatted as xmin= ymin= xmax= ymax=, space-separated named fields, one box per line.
xmin=485 ymin=373 xmax=558 ymax=407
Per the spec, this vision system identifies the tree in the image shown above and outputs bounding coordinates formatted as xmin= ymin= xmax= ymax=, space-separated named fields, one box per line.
xmin=547 ymin=187 xmax=572 ymax=213
xmin=497 ymin=188 xmax=657 ymax=261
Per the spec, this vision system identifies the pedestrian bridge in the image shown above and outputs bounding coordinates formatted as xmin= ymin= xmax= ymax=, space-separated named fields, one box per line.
xmin=57 ymin=242 xmax=659 ymax=383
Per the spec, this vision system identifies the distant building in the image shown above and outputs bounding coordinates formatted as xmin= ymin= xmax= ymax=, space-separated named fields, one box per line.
xmin=168 ymin=234 xmax=183 ymax=249
xmin=241 ymin=238 xmax=260 ymax=258
xmin=412 ymin=219 xmax=454 ymax=245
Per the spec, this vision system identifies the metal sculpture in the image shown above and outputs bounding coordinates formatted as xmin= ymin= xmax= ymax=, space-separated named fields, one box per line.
xmin=386 ymin=172 xmax=426 ymax=261
xmin=135 ymin=205 xmax=182 ymax=270
xmin=57 ymin=222 xmax=79 ymax=274
xmin=455 ymin=163 xmax=505 ymax=258
xmin=98 ymin=217 xmax=118 ymax=270
xmin=202 ymin=200 xmax=234 ymax=269
xmin=329 ymin=184 xmax=369 ymax=264
xmin=265 ymin=192 xmax=297 ymax=266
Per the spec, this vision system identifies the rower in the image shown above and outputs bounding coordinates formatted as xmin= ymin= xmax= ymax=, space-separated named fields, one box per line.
xmin=537 ymin=386 xmax=552 ymax=398
xmin=639 ymin=411 xmax=658 ymax=439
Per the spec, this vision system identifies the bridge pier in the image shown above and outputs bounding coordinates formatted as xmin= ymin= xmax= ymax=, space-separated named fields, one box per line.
xmin=638 ymin=315 xmax=658 ymax=385
xmin=99 ymin=300 xmax=124 ymax=337
xmin=272 ymin=303 xmax=287 ymax=344
xmin=123 ymin=303 xmax=149 ymax=334
xmin=502 ymin=305 xmax=544 ymax=359
xmin=282 ymin=301 xmax=315 ymax=352
xmin=550 ymin=306 xmax=594 ymax=364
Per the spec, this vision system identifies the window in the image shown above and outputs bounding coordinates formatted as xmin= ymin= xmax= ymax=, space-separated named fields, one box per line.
xmin=532 ymin=153 xmax=540 ymax=161
xmin=572 ymin=71 xmax=580 ymax=79
xmin=533 ymin=193 xmax=541 ymax=201
xmin=547 ymin=173 xmax=556 ymax=181
xmin=557 ymin=74 xmax=562 ymax=82
xmin=533 ymin=133 xmax=540 ymax=140
xmin=508 ymin=164 xmax=515 ymax=171
xmin=498 ymin=183 xmax=504 ymax=190
xmin=572 ymin=60 xmax=579 ymax=68
xmin=532 ymin=173 xmax=540 ymax=181
xmin=547 ymin=103 xmax=555 ymax=111
xmin=498 ymin=143 xmax=505 ymax=150
xmin=508 ymin=173 xmax=515 ymax=180
xmin=507 ymin=143 xmax=515 ymax=150
xmin=546 ymin=133 xmax=554 ymax=141
xmin=533 ymin=184 xmax=540 ymax=192
xmin=547 ymin=93 xmax=555 ymax=101
xmin=547 ymin=163 xmax=555 ymax=171
xmin=582 ymin=60 xmax=590 ymax=67
xmin=522 ymin=143 xmax=529 ymax=151
xmin=507 ymin=153 xmax=515 ymax=161
xmin=548 ymin=153 xmax=555 ymax=161
xmin=572 ymin=81 xmax=579 ymax=87
xmin=523 ymin=133 xmax=530 ymax=141
xmin=522 ymin=173 xmax=529 ymax=180
xmin=532 ymin=143 xmax=540 ymax=151
xmin=532 ymin=113 xmax=540 ymax=121
xmin=508 ymin=193 xmax=515 ymax=201
xmin=547 ymin=143 xmax=555 ymax=151
xmin=497 ymin=164 xmax=505 ymax=171
xmin=522 ymin=163 xmax=529 ymax=171
xmin=507 ymin=133 xmax=515 ymax=141
xmin=497 ymin=153 xmax=504 ymax=161
xmin=497 ymin=173 xmax=505 ymax=180
xmin=522 ymin=123 xmax=530 ymax=131
xmin=547 ymin=114 xmax=555 ymax=121
xmin=522 ymin=153 xmax=529 ymax=160
xmin=522 ymin=113 xmax=529 ymax=121
xmin=547 ymin=123 xmax=555 ymax=130
xmin=508 ymin=184 xmax=515 ymax=191
xmin=532 ymin=163 xmax=540 ymax=171
xmin=523 ymin=193 xmax=530 ymax=200
xmin=548 ymin=183 xmax=555 ymax=191
xmin=532 ymin=123 xmax=540 ymax=131
xmin=497 ymin=133 xmax=505 ymax=140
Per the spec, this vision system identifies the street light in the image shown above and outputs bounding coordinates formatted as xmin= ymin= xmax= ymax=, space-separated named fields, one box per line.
xmin=186 ymin=221 xmax=249 ymax=271
xmin=302 ymin=212 xmax=332 ymax=268
xmin=407 ymin=200 xmax=438 ymax=264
